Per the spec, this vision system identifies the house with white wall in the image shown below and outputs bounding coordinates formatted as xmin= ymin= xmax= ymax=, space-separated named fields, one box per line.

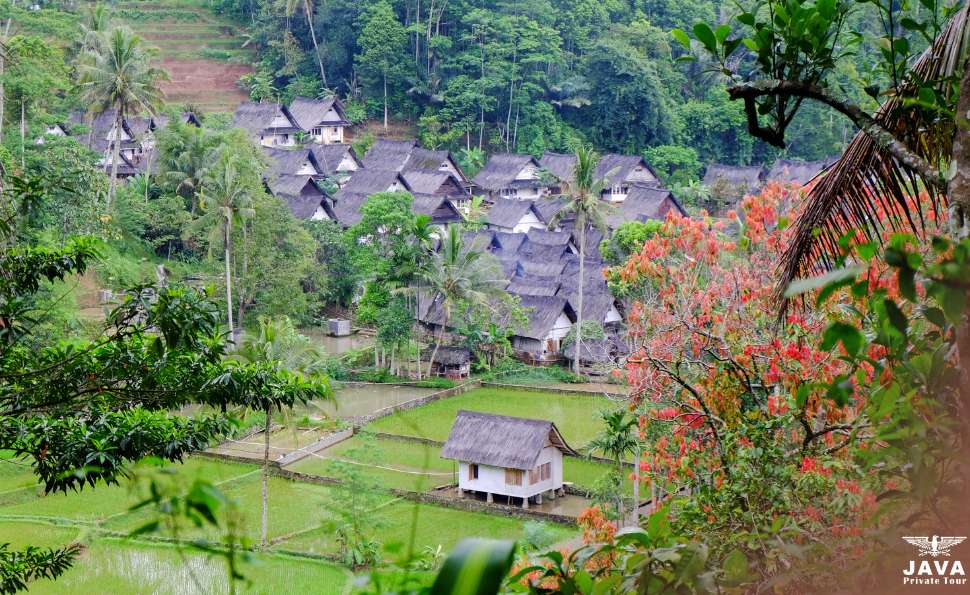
xmin=442 ymin=410 xmax=577 ymax=509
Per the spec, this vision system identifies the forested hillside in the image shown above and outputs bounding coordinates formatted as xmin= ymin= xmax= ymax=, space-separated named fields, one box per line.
xmin=214 ymin=0 xmax=905 ymax=183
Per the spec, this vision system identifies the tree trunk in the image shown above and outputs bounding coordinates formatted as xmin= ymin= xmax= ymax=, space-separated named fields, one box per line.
xmin=0 ymin=18 xmax=11 ymax=145
xmin=303 ymin=0 xmax=328 ymax=88
xmin=383 ymin=74 xmax=389 ymax=131
xmin=947 ymin=57 xmax=970 ymax=452
xmin=225 ymin=219 xmax=235 ymax=337
xmin=260 ymin=403 xmax=271 ymax=547
xmin=20 ymin=99 xmax=25 ymax=170
xmin=107 ymin=111 xmax=123 ymax=211
xmin=426 ymin=310 xmax=447 ymax=377
xmin=574 ymin=219 xmax=585 ymax=374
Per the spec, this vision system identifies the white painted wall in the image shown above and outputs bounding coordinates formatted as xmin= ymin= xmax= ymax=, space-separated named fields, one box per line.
xmin=511 ymin=210 xmax=545 ymax=233
xmin=260 ymin=133 xmax=296 ymax=147
xmin=605 ymin=303 xmax=622 ymax=324
xmin=337 ymin=154 xmax=359 ymax=172
xmin=310 ymin=205 xmax=330 ymax=220
xmin=456 ymin=446 xmax=563 ymax=499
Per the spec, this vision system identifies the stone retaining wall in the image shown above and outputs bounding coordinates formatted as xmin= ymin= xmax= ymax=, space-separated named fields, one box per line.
xmin=390 ymin=488 xmax=576 ymax=525
xmin=481 ymin=381 xmax=626 ymax=399
xmin=276 ymin=428 xmax=354 ymax=467
xmin=352 ymin=380 xmax=482 ymax=427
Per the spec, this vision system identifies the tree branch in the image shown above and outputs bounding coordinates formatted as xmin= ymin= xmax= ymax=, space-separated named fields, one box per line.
xmin=728 ymin=79 xmax=945 ymax=190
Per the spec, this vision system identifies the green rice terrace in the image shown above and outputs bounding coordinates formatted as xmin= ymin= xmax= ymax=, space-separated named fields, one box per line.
xmin=110 ymin=0 xmax=254 ymax=112
xmin=0 ymin=385 xmax=635 ymax=593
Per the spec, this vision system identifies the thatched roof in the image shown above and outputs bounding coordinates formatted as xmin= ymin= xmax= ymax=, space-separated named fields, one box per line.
xmin=233 ymin=102 xmax=300 ymax=136
xmin=263 ymin=147 xmax=320 ymax=177
xmin=288 ymin=96 xmax=349 ymax=131
xmin=518 ymin=241 xmax=569 ymax=262
xmin=525 ymin=229 xmax=572 ymax=247
xmin=485 ymin=198 xmax=541 ymax=229
xmin=472 ymin=154 xmax=540 ymax=190
xmin=514 ymin=295 xmax=575 ymax=340
xmin=765 ymin=158 xmax=838 ymax=185
xmin=537 ymin=152 xmax=659 ymax=187
xmin=607 ymin=185 xmax=686 ymax=228
xmin=507 ymin=273 xmax=561 ymax=297
xmin=339 ymin=169 xmax=410 ymax=195
xmin=492 ymin=231 xmax=527 ymax=254
xmin=403 ymin=169 xmax=465 ymax=196
xmin=266 ymin=175 xmax=330 ymax=219
xmin=442 ymin=410 xmax=577 ymax=469
xmin=423 ymin=346 xmax=471 ymax=365
xmin=363 ymin=139 xmax=417 ymax=170
xmin=516 ymin=259 xmax=566 ymax=277
xmin=308 ymin=144 xmax=361 ymax=175
xmin=702 ymin=163 xmax=764 ymax=191
xmin=330 ymin=192 xmax=368 ymax=226
xmin=533 ymin=198 xmax=569 ymax=225
xmin=412 ymin=194 xmax=463 ymax=224
xmin=595 ymin=154 xmax=659 ymax=186
xmin=538 ymin=151 xmax=576 ymax=183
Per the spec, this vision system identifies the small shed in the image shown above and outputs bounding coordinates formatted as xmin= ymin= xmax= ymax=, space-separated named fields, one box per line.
xmin=424 ymin=346 xmax=472 ymax=379
xmin=442 ymin=410 xmax=578 ymax=508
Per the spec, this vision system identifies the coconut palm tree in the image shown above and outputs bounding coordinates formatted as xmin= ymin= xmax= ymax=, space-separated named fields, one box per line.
xmin=413 ymin=224 xmax=504 ymax=377
xmin=195 ymin=153 xmax=255 ymax=336
xmin=77 ymin=27 xmax=167 ymax=211
xmin=586 ymin=409 xmax=640 ymax=523
xmin=549 ymin=146 xmax=615 ymax=374
xmin=234 ymin=316 xmax=332 ymax=548
xmin=160 ymin=124 xmax=216 ymax=214
xmin=285 ymin=0 xmax=327 ymax=88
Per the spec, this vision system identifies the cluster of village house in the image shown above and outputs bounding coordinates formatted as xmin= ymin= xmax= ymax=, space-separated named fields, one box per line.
xmin=48 ymin=97 xmax=834 ymax=373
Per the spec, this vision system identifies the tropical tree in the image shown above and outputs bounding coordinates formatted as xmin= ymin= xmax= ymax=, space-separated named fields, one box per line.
xmin=549 ymin=146 xmax=614 ymax=374
xmin=233 ymin=316 xmax=331 ymax=548
xmin=355 ymin=0 xmax=408 ymax=131
xmin=413 ymin=224 xmax=504 ymax=377
xmin=586 ymin=409 xmax=640 ymax=523
xmin=76 ymin=27 xmax=167 ymax=210
xmin=157 ymin=122 xmax=216 ymax=214
xmin=194 ymin=151 xmax=255 ymax=335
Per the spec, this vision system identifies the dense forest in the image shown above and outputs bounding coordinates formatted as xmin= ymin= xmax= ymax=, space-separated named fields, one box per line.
xmin=212 ymin=0 xmax=913 ymax=183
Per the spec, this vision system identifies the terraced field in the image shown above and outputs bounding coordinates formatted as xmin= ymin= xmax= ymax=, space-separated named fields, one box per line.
xmin=112 ymin=0 xmax=254 ymax=113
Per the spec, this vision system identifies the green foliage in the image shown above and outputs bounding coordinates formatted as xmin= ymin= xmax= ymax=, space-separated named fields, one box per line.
xmin=0 ymin=542 xmax=81 ymax=595
xmin=600 ymin=220 xmax=663 ymax=265
xmin=643 ymin=144 xmax=702 ymax=187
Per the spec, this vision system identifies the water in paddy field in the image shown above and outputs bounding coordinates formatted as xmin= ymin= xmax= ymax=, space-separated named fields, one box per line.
xmin=302 ymin=384 xmax=438 ymax=419
xmin=301 ymin=326 xmax=373 ymax=355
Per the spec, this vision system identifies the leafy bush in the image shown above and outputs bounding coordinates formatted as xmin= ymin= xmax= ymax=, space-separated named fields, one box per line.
xmin=520 ymin=522 xmax=558 ymax=551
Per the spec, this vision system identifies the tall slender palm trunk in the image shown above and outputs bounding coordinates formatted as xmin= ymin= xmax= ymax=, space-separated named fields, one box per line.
xmin=107 ymin=111 xmax=123 ymax=210
xmin=383 ymin=74 xmax=389 ymax=131
xmin=261 ymin=403 xmax=270 ymax=547
xmin=225 ymin=220 xmax=235 ymax=337
xmin=427 ymin=310 xmax=448 ymax=377
xmin=574 ymin=219 xmax=585 ymax=374
xmin=303 ymin=0 xmax=327 ymax=88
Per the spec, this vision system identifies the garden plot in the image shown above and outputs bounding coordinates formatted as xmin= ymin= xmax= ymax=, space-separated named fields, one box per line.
xmin=366 ymin=387 xmax=618 ymax=447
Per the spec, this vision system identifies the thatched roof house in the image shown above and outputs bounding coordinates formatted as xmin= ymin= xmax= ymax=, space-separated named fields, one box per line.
xmin=264 ymin=147 xmax=323 ymax=178
xmin=765 ymin=158 xmax=837 ymax=186
xmin=423 ymin=346 xmax=472 ymax=379
xmin=363 ymin=139 xmax=469 ymax=184
xmin=538 ymin=152 xmax=659 ymax=200
xmin=702 ymin=163 xmax=765 ymax=206
xmin=443 ymin=410 xmax=576 ymax=506
xmin=265 ymin=175 xmax=333 ymax=220
xmin=288 ymin=96 xmax=350 ymax=144
xmin=472 ymin=154 xmax=550 ymax=199
xmin=511 ymin=295 xmax=576 ymax=361
xmin=606 ymin=185 xmax=686 ymax=228
xmin=233 ymin=102 xmax=300 ymax=147
xmin=485 ymin=198 xmax=546 ymax=233
xmin=308 ymin=144 xmax=361 ymax=179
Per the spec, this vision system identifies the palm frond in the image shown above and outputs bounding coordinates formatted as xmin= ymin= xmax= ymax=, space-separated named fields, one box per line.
xmin=778 ymin=6 xmax=970 ymax=305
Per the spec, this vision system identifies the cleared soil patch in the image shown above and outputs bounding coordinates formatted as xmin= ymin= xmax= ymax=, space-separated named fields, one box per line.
xmin=160 ymin=58 xmax=251 ymax=112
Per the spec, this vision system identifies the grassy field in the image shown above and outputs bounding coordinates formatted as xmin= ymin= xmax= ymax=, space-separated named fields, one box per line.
xmin=0 ymin=454 xmax=577 ymax=590
xmin=365 ymin=387 xmax=618 ymax=447
xmin=286 ymin=434 xmax=634 ymax=495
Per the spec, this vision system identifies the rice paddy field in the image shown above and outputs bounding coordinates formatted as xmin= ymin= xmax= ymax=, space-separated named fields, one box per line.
xmin=366 ymin=387 xmax=619 ymax=447
xmin=1 ymin=387 xmax=636 ymax=591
